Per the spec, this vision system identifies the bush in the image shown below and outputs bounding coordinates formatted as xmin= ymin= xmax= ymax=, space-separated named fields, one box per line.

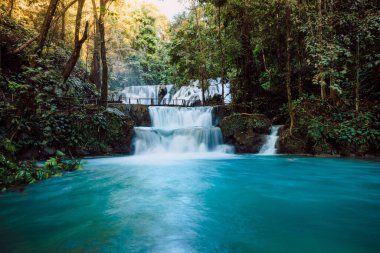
xmin=286 ymin=96 xmax=380 ymax=155
xmin=0 ymin=151 xmax=82 ymax=191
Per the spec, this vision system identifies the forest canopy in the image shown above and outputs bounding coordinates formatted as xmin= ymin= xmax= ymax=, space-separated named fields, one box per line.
xmin=0 ymin=0 xmax=379 ymax=187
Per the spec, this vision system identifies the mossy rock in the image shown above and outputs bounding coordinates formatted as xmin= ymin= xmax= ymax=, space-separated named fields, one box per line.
xmin=221 ymin=113 xmax=271 ymax=137
xmin=278 ymin=129 xmax=307 ymax=154
xmin=220 ymin=113 xmax=271 ymax=153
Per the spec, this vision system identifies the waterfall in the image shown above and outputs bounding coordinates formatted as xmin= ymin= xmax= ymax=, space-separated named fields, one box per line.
xmin=133 ymin=106 xmax=233 ymax=155
xmin=121 ymin=85 xmax=173 ymax=105
xmin=170 ymin=79 xmax=231 ymax=106
xmin=121 ymin=79 xmax=231 ymax=106
xmin=258 ymin=125 xmax=282 ymax=155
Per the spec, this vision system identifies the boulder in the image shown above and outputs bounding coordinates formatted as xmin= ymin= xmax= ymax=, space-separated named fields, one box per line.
xmin=277 ymin=127 xmax=307 ymax=154
xmin=220 ymin=113 xmax=271 ymax=153
xmin=277 ymin=126 xmax=337 ymax=156
xmin=124 ymin=104 xmax=150 ymax=126
xmin=110 ymin=116 xmax=135 ymax=154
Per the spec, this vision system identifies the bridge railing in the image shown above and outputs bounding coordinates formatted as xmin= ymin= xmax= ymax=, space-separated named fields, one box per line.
xmin=120 ymin=96 xmax=201 ymax=107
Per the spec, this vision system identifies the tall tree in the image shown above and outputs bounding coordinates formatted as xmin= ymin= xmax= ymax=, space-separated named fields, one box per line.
xmin=355 ymin=35 xmax=360 ymax=112
xmin=89 ymin=0 xmax=101 ymax=90
xmin=193 ymin=1 xmax=206 ymax=105
xmin=62 ymin=0 xmax=89 ymax=83
xmin=213 ymin=0 xmax=227 ymax=104
xmin=35 ymin=0 xmax=61 ymax=57
xmin=60 ymin=1 xmax=66 ymax=42
xmin=285 ymin=0 xmax=295 ymax=134
xmin=99 ymin=0 xmax=109 ymax=107
xmin=317 ymin=0 xmax=327 ymax=100
xmin=8 ymin=0 xmax=15 ymax=17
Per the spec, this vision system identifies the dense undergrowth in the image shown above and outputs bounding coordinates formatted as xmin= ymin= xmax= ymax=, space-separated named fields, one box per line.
xmin=0 ymin=151 xmax=82 ymax=191
xmin=279 ymin=96 xmax=380 ymax=156
xmin=0 ymin=15 xmax=133 ymax=189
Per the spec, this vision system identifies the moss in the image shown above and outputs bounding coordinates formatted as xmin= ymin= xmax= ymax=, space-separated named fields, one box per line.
xmin=278 ymin=96 xmax=380 ymax=156
xmin=221 ymin=113 xmax=271 ymax=137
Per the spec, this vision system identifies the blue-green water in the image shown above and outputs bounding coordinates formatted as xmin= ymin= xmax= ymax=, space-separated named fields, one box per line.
xmin=0 ymin=154 xmax=379 ymax=253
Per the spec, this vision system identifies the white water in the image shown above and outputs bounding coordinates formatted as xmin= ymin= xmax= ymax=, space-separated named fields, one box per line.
xmin=170 ymin=79 xmax=231 ymax=106
xmin=258 ymin=125 xmax=282 ymax=155
xmin=122 ymin=79 xmax=231 ymax=106
xmin=133 ymin=106 xmax=233 ymax=155
xmin=121 ymin=85 xmax=173 ymax=105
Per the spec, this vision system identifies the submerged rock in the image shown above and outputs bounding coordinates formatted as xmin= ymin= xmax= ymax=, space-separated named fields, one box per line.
xmin=220 ymin=113 xmax=271 ymax=153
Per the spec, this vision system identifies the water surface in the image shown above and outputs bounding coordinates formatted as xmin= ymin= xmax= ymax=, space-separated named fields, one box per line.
xmin=0 ymin=155 xmax=379 ymax=253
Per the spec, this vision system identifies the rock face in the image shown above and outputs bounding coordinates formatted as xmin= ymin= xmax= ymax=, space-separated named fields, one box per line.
xmin=220 ymin=113 xmax=271 ymax=153
xmin=277 ymin=126 xmax=308 ymax=154
xmin=277 ymin=125 xmax=351 ymax=157
xmin=109 ymin=115 xmax=135 ymax=154
xmin=124 ymin=104 xmax=151 ymax=126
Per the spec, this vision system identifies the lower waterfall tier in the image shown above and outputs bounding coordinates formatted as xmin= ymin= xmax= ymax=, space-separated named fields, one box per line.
xmin=133 ymin=126 xmax=233 ymax=154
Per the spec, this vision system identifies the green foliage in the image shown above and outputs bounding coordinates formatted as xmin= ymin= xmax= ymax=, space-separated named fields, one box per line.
xmin=0 ymin=150 xmax=83 ymax=191
xmin=291 ymin=96 xmax=380 ymax=155
xmin=0 ymin=15 xmax=134 ymax=191
xmin=109 ymin=6 xmax=174 ymax=89
xmin=44 ymin=150 xmax=83 ymax=172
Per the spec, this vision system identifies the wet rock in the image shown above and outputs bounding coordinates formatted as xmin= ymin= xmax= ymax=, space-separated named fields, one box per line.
xmin=220 ymin=113 xmax=271 ymax=153
xmin=110 ymin=116 xmax=135 ymax=154
xmin=277 ymin=126 xmax=337 ymax=156
xmin=123 ymin=104 xmax=150 ymax=126
xmin=277 ymin=128 xmax=307 ymax=154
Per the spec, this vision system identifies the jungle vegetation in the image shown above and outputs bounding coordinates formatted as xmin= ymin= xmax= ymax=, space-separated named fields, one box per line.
xmin=0 ymin=0 xmax=379 ymax=189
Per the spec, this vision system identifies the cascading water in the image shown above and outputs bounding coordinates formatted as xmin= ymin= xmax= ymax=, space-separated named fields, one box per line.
xmin=121 ymin=85 xmax=173 ymax=105
xmin=170 ymin=79 xmax=231 ymax=106
xmin=121 ymin=79 xmax=231 ymax=106
xmin=133 ymin=106 xmax=232 ymax=155
xmin=258 ymin=125 xmax=282 ymax=155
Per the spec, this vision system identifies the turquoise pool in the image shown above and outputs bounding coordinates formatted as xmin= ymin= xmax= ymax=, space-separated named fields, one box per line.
xmin=0 ymin=154 xmax=379 ymax=253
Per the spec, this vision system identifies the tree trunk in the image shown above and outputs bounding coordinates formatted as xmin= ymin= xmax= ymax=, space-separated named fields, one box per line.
xmin=35 ymin=0 xmax=61 ymax=57
xmin=355 ymin=35 xmax=360 ymax=112
xmin=89 ymin=0 xmax=102 ymax=90
xmin=296 ymin=0 xmax=303 ymax=97
xmin=60 ymin=2 xmax=66 ymax=42
xmin=321 ymin=85 xmax=327 ymax=100
xmin=10 ymin=0 xmax=77 ymax=55
xmin=285 ymin=0 xmax=295 ymax=135
xmin=8 ymin=0 xmax=15 ymax=17
xmin=317 ymin=0 xmax=326 ymax=100
xmin=329 ymin=76 xmax=337 ymax=106
xmin=201 ymin=77 xmax=206 ymax=105
xmin=218 ymin=5 xmax=225 ymax=105
xmin=194 ymin=2 xmax=206 ymax=105
xmin=62 ymin=0 xmax=89 ymax=83
xmin=238 ymin=7 xmax=256 ymax=103
xmin=62 ymin=22 xmax=88 ymax=82
xmin=99 ymin=0 xmax=109 ymax=107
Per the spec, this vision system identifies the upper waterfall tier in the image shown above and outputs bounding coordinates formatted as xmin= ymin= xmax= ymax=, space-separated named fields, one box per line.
xmin=149 ymin=106 xmax=213 ymax=129
xmin=121 ymin=85 xmax=173 ymax=105
xmin=121 ymin=79 xmax=231 ymax=106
